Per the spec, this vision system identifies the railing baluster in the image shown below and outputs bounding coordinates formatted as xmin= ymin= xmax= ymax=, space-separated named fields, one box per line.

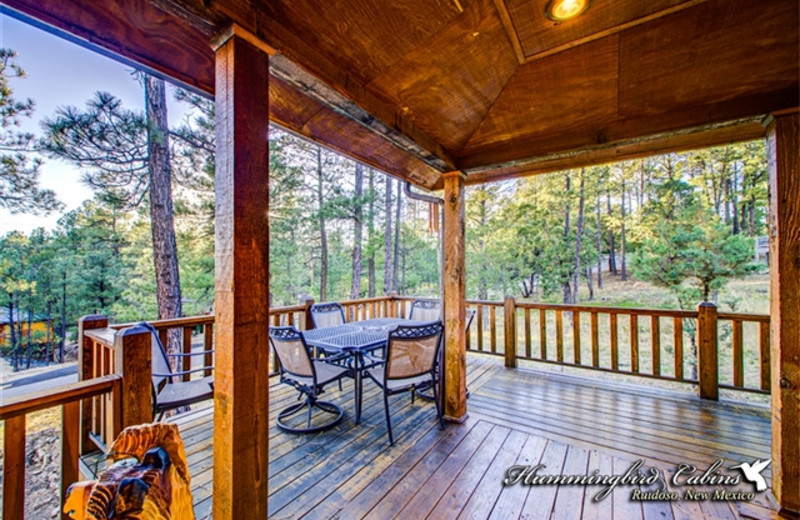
xmin=287 ymin=311 xmax=295 ymax=327
xmin=556 ymin=310 xmax=564 ymax=363
xmin=673 ymin=318 xmax=684 ymax=379
xmin=610 ymin=313 xmax=618 ymax=371
xmin=490 ymin=305 xmax=497 ymax=354
xmin=183 ymin=326 xmax=193 ymax=382
xmin=630 ymin=314 xmax=639 ymax=374
xmin=591 ymin=312 xmax=599 ymax=367
xmin=732 ymin=319 xmax=744 ymax=387
xmin=204 ymin=323 xmax=214 ymax=377
xmin=572 ymin=311 xmax=581 ymax=365
xmin=477 ymin=305 xmax=484 ymax=352
xmin=524 ymin=307 xmax=531 ymax=358
xmin=651 ymin=316 xmax=661 ymax=377
xmin=539 ymin=309 xmax=547 ymax=359
xmin=4 ymin=415 xmax=26 ymax=520
xmin=760 ymin=321 xmax=771 ymax=391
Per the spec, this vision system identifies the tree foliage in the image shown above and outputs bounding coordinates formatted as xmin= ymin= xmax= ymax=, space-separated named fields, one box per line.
xmin=0 ymin=49 xmax=62 ymax=214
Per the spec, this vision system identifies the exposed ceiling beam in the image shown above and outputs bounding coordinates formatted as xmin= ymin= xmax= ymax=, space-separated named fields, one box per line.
xmin=461 ymin=116 xmax=767 ymax=186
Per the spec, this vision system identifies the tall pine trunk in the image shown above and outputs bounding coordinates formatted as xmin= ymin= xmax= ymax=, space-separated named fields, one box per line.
xmin=478 ymin=191 xmax=488 ymax=300
xmin=562 ymin=172 xmax=573 ymax=304
xmin=26 ymin=305 xmax=32 ymax=369
xmin=572 ymin=169 xmax=585 ymax=303
xmin=383 ymin=176 xmax=394 ymax=293
xmin=8 ymin=295 xmax=17 ymax=371
xmin=60 ymin=275 xmax=66 ymax=363
xmin=144 ymin=75 xmax=182 ymax=358
xmin=350 ymin=164 xmax=364 ymax=299
xmin=606 ymin=191 xmax=617 ymax=274
xmin=315 ymin=148 xmax=328 ymax=300
xmin=620 ymin=178 xmax=628 ymax=281
xmin=392 ymin=181 xmax=402 ymax=292
xmin=596 ymin=194 xmax=603 ymax=289
xmin=367 ymin=169 xmax=376 ymax=297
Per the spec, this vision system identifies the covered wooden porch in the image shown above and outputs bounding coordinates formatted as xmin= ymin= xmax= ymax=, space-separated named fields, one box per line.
xmin=0 ymin=0 xmax=797 ymax=519
xmin=165 ymin=354 xmax=773 ymax=519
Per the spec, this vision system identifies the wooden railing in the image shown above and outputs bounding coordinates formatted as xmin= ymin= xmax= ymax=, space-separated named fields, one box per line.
xmin=0 ymin=374 xmax=121 ymax=520
xmin=73 ymin=295 xmax=770 ymax=456
xmin=462 ymin=297 xmax=770 ymax=397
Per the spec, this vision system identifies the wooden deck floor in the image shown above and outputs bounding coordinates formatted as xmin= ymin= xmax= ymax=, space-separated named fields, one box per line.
xmin=168 ymin=355 xmax=775 ymax=520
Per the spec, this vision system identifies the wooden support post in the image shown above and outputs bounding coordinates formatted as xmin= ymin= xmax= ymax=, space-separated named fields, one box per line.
xmin=301 ymin=297 xmax=315 ymax=330
xmin=212 ymin=25 xmax=272 ymax=520
xmin=113 ymin=324 xmax=153 ymax=427
xmin=77 ymin=314 xmax=107 ymax=455
xmin=442 ymin=171 xmax=467 ymax=422
xmin=3 ymin=415 xmax=25 ymax=520
xmin=767 ymin=111 xmax=800 ymax=517
xmin=504 ymin=296 xmax=517 ymax=368
xmin=696 ymin=302 xmax=718 ymax=401
xmin=61 ymin=400 xmax=80 ymax=520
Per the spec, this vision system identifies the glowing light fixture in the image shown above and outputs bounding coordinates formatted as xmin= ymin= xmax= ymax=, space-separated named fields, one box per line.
xmin=545 ymin=0 xmax=591 ymax=21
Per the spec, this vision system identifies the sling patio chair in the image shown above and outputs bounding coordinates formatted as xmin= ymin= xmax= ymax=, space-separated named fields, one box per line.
xmin=140 ymin=322 xmax=214 ymax=421
xmin=310 ymin=301 xmax=347 ymax=328
xmin=408 ymin=299 xmax=441 ymax=322
xmin=365 ymin=320 xmax=444 ymax=445
xmin=269 ymin=326 xmax=352 ymax=433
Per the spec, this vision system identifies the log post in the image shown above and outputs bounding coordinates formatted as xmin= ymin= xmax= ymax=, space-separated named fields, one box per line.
xmin=442 ymin=171 xmax=467 ymax=422
xmin=77 ymin=314 xmax=107 ymax=454
xmin=767 ymin=110 xmax=800 ymax=517
xmin=212 ymin=25 xmax=273 ymax=520
xmin=113 ymin=324 xmax=153 ymax=427
xmin=504 ymin=296 xmax=518 ymax=368
xmin=301 ymin=297 xmax=315 ymax=331
xmin=696 ymin=302 xmax=718 ymax=401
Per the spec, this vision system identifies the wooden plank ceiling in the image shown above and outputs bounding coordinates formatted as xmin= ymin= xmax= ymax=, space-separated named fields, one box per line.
xmin=3 ymin=0 xmax=798 ymax=189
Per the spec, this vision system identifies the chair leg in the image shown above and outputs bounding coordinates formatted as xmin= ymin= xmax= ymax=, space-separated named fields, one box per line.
xmin=383 ymin=391 xmax=394 ymax=445
xmin=432 ymin=378 xmax=445 ymax=430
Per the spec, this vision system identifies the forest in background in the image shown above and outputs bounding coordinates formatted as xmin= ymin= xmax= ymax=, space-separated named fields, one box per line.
xmin=0 ymin=48 xmax=767 ymax=369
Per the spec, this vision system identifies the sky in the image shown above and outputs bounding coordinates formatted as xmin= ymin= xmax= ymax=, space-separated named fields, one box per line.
xmin=0 ymin=14 xmax=190 ymax=234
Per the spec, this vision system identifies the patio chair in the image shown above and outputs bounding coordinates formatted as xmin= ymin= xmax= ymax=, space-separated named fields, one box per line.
xmin=418 ymin=308 xmax=476 ymax=401
xmin=269 ymin=326 xmax=351 ymax=433
xmin=365 ymin=320 xmax=444 ymax=445
xmin=408 ymin=299 xmax=441 ymax=322
xmin=310 ymin=301 xmax=347 ymax=328
xmin=141 ymin=322 xmax=215 ymax=421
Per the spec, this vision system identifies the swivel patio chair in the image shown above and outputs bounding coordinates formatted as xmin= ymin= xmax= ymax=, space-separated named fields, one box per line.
xmin=310 ymin=301 xmax=347 ymax=328
xmin=141 ymin=322 xmax=215 ymax=421
xmin=408 ymin=299 xmax=441 ymax=322
xmin=365 ymin=320 xmax=444 ymax=445
xmin=269 ymin=326 xmax=351 ymax=433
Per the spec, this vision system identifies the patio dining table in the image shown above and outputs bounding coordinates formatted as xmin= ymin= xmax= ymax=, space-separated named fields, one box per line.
xmin=303 ymin=317 xmax=414 ymax=423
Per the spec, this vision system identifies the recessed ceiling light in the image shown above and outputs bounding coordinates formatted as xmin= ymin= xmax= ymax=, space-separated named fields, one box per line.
xmin=545 ymin=0 xmax=591 ymax=22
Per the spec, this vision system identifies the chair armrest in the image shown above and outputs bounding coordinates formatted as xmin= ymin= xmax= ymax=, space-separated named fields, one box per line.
xmin=362 ymin=351 xmax=385 ymax=365
xmin=315 ymin=351 xmax=350 ymax=364
xmin=153 ymin=366 xmax=214 ymax=378
xmin=166 ymin=350 xmax=214 ymax=357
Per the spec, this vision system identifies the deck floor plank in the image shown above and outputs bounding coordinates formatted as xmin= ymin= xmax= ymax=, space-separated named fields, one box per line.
xmin=153 ymin=354 xmax=775 ymax=520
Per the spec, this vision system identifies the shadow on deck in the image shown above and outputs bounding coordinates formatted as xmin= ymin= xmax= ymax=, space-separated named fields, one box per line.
xmin=171 ymin=354 xmax=775 ymax=520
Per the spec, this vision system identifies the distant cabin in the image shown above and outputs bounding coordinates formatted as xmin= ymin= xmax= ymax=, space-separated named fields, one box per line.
xmin=0 ymin=309 xmax=54 ymax=348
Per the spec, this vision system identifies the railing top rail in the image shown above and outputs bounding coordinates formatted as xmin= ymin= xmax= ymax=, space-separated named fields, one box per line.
xmin=505 ymin=301 xmax=699 ymax=318
xmin=269 ymin=305 xmax=305 ymax=313
xmin=111 ymin=314 xmax=216 ymax=331
xmin=716 ymin=311 xmax=770 ymax=322
xmin=0 ymin=374 xmax=122 ymax=421
xmin=84 ymin=327 xmax=117 ymax=346
xmin=337 ymin=295 xmax=395 ymax=306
